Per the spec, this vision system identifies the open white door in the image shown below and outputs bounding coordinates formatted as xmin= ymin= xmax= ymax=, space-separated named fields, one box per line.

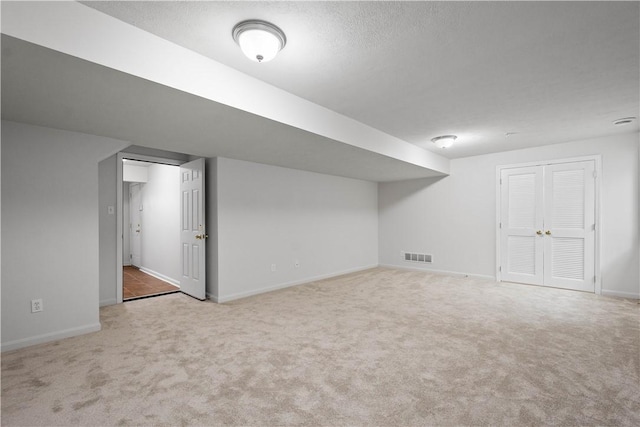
xmin=180 ymin=158 xmax=206 ymax=300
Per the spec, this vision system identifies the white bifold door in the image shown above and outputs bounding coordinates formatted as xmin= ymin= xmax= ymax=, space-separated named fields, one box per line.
xmin=180 ymin=158 xmax=206 ymax=300
xmin=500 ymin=160 xmax=595 ymax=292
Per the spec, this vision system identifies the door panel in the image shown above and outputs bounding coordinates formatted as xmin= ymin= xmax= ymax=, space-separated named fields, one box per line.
xmin=500 ymin=166 xmax=544 ymax=285
xmin=179 ymin=158 xmax=206 ymax=300
xmin=543 ymin=161 xmax=595 ymax=291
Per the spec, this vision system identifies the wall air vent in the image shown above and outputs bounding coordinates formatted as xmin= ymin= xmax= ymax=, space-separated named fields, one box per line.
xmin=403 ymin=252 xmax=433 ymax=264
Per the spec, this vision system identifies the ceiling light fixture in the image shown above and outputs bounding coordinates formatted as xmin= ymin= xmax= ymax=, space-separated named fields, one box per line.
xmin=431 ymin=135 xmax=457 ymax=149
xmin=613 ymin=117 xmax=636 ymax=126
xmin=232 ymin=20 xmax=286 ymax=63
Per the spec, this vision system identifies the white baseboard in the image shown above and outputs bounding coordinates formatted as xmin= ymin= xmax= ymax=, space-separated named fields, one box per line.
xmin=216 ymin=264 xmax=378 ymax=303
xmin=100 ymin=298 xmax=117 ymax=307
xmin=379 ymin=263 xmax=495 ymax=281
xmin=601 ymin=289 xmax=640 ymax=300
xmin=138 ymin=267 xmax=180 ymax=287
xmin=1 ymin=323 xmax=102 ymax=352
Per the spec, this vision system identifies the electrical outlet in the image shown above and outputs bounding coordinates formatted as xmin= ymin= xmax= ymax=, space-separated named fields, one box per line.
xmin=294 ymin=259 xmax=300 ymax=268
xmin=31 ymin=299 xmax=43 ymax=313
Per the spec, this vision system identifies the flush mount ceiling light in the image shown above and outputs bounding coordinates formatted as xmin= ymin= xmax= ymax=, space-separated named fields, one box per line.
xmin=232 ymin=20 xmax=286 ymax=63
xmin=431 ymin=135 xmax=457 ymax=149
xmin=613 ymin=117 xmax=636 ymax=126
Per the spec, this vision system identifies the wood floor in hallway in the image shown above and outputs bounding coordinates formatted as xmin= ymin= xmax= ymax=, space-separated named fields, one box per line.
xmin=123 ymin=266 xmax=179 ymax=300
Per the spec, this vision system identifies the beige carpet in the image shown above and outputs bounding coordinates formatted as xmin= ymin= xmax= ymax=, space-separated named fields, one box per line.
xmin=2 ymin=268 xmax=639 ymax=426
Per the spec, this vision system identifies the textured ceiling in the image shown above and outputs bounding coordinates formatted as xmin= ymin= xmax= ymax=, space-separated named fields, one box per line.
xmin=82 ymin=1 xmax=640 ymax=158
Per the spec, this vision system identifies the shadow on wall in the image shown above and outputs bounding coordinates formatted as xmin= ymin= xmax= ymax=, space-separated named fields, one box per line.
xmin=378 ymin=176 xmax=447 ymax=211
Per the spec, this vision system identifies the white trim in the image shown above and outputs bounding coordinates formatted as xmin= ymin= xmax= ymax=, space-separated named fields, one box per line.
xmin=496 ymin=155 xmax=603 ymax=170
xmin=495 ymin=166 xmax=503 ymax=282
xmin=215 ymin=264 xmax=378 ymax=303
xmin=116 ymin=153 xmax=124 ymax=304
xmin=601 ymin=290 xmax=640 ymax=300
xmin=1 ymin=323 xmax=101 ymax=352
xmin=100 ymin=298 xmax=117 ymax=307
xmin=138 ymin=267 xmax=180 ymax=287
xmin=379 ymin=264 xmax=495 ymax=281
xmin=593 ymin=155 xmax=602 ymax=296
xmin=120 ymin=152 xmax=184 ymax=167
xmin=495 ymin=155 xmax=602 ymax=294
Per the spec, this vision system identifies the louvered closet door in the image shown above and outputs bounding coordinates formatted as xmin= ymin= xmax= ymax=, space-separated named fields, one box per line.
xmin=543 ymin=161 xmax=595 ymax=292
xmin=500 ymin=166 xmax=544 ymax=285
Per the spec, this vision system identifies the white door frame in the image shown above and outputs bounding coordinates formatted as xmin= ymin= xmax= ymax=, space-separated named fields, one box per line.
xmin=495 ymin=155 xmax=602 ymax=294
xmin=116 ymin=152 xmax=185 ymax=304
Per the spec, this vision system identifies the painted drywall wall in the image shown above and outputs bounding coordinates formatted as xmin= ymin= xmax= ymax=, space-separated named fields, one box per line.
xmin=123 ymin=164 xmax=148 ymax=182
xmin=138 ymin=163 xmax=181 ymax=285
xmin=205 ymin=158 xmax=219 ymax=299
xmin=379 ymin=133 xmax=640 ymax=298
xmin=1 ymin=121 xmax=128 ymax=351
xmin=214 ymin=157 xmax=379 ymax=302
xmin=99 ymin=154 xmax=118 ymax=306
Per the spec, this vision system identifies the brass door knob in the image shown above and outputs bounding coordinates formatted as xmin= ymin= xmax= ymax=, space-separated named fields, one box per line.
xmin=545 ymin=230 xmax=551 ymax=235
xmin=536 ymin=230 xmax=542 ymax=235
xmin=195 ymin=234 xmax=208 ymax=240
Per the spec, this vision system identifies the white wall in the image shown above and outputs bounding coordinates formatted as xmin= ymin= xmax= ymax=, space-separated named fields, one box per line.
xmin=123 ymin=164 xmax=148 ymax=182
xmin=138 ymin=163 xmax=181 ymax=285
xmin=1 ymin=121 xmax=128 ymax=351
xmin=205 ymin=158 xmax=219 ymax=299
xmin=213 ymin=157 xmax=379 ymax=302
xmin=379 ymin=133 xmax=640 ymax=298
xmin=122 ymin=182 xmax=131 ymax=265
xmin=99 ymin=154 xmax=118 ymax=306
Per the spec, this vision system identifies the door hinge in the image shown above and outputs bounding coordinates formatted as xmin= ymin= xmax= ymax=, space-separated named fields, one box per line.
xmin=499 ymin=266 xmax=502 ymax=272
xmin=499 ymin=222 xmax=502 ymax=229
xmin=593 ymin=275 xmax=596 ymax=283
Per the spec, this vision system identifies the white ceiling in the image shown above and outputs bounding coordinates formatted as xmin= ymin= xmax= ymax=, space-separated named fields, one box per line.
xmin=1 ymin=1 xmax=638 ymax=182
xmin=81 ymin=1 xmax=640 ymax=158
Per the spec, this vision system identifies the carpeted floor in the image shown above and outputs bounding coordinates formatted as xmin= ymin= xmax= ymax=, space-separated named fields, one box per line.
xmin=2 ymin=268 xmax=639 ymax=426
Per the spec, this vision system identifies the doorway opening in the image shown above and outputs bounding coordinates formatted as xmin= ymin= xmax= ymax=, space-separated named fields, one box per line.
xmin=122 ymin=159 xmax=181 ymax=301
xmin=116 ymin=152 xmax=207 ymax=303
